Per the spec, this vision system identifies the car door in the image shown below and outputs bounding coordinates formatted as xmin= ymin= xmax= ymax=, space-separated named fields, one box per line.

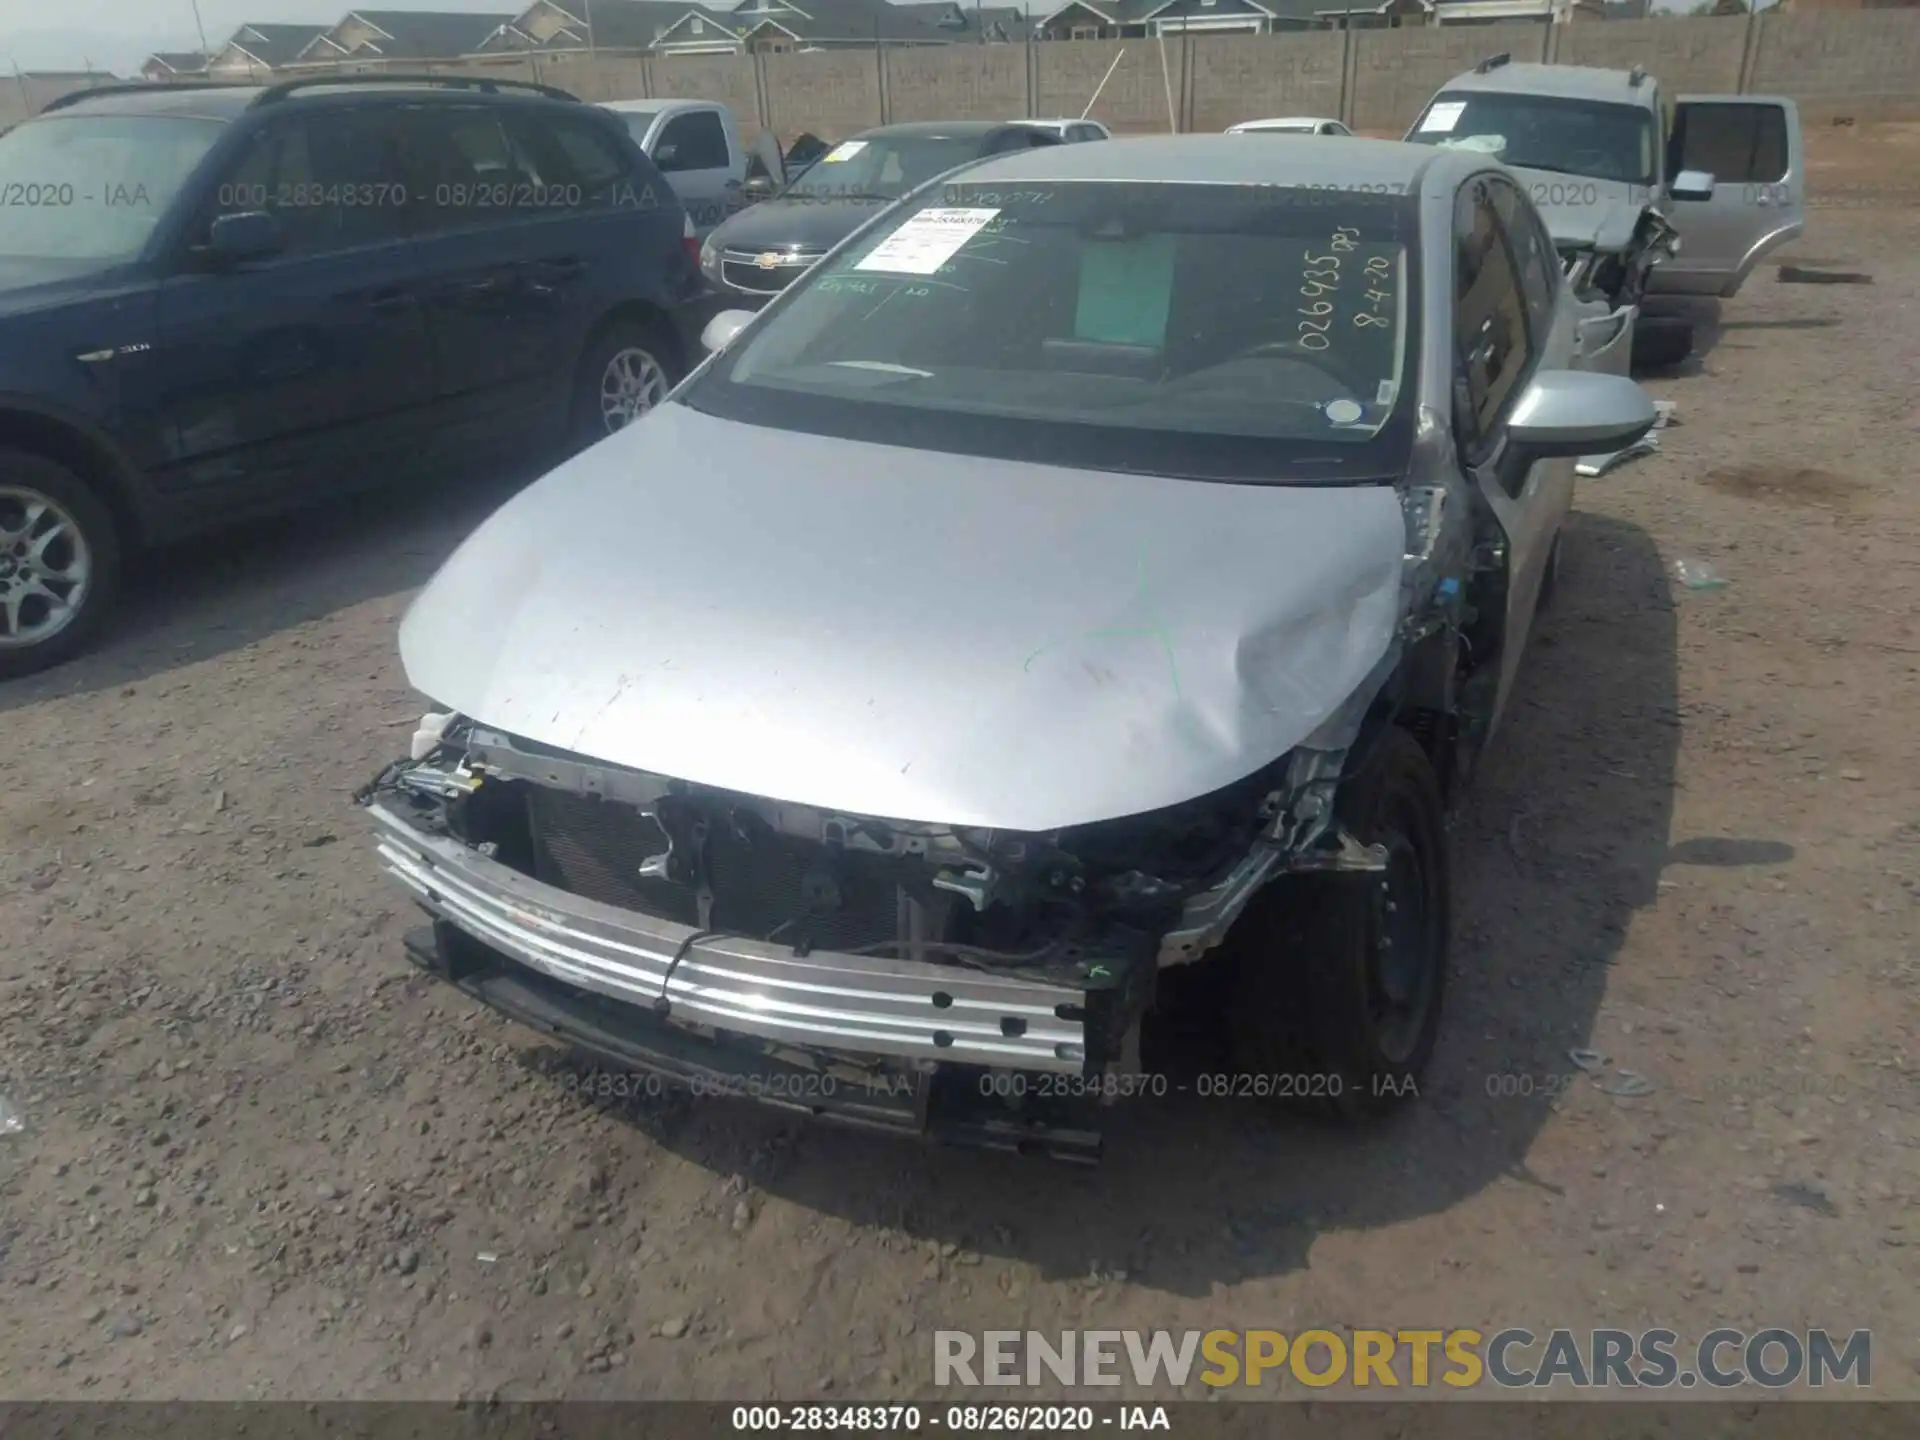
xmin=1648 ymin=96 xmax=1804 ymax=299
xmin=397 ymin=103 xmax=663 ymax=456
xmin=652 ymin=108 xmax=737 ymax=238
xmin=1452 ymin=173 xmax=1577 ymax=738
xmin=149 ymin=107 xmax=436 ymax=517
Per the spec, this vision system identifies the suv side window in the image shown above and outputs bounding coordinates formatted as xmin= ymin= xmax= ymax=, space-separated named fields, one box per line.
xmin=207 ymin=111 xmax=406 ymax=255
xmin=1670 ymin=103 xmax=1788 ymax=185
xmin=513 ymin=111 xmax=647 ymax=212
xmin=389 ymin=106 xmax=545 ymax=236
xmin=1486 ymin=176 xmax=1559 ymax=342
xmin=653 ymin=110 xmax=729 ymax=172
xmin=1453 ymin=177 xmax=1533 ymax=472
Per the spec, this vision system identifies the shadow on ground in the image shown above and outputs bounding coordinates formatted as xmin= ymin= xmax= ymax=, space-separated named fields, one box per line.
xmin=529 ymin=509 xmax=1801 ymax=1296
xmin=0 ymin=464 xmax=534 ymax=715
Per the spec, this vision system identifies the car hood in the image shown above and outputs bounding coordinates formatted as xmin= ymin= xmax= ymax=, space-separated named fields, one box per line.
xmin=709 ymin=194 xmax=891 ymax=254
xmin=399 ymin=404 xmax=1408 ymax=832
xmin=1512 ymin=171 xmax=1648 ymax=253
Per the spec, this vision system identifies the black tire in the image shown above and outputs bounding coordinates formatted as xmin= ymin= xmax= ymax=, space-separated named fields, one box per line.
xmin=0 ymin=448 xmax=122 ymax=681
xmin=1631 ymin=318 xmax=1693 ymax=372
xmin=570 ymin=317 xmax=682 ymax=449
xmin=1225 ymin=727 xmax=1450 ymax=1119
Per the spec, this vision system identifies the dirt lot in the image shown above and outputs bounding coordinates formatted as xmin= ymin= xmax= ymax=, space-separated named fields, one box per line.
xmin=2 ymin=138 xmax=1917 ymax=1404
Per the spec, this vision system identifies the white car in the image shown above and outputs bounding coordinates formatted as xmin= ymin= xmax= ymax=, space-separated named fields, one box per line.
xmin=1016 ymin=118 xmax=1112 ymax=144
xmin=1227 ymin=116 xmax=1353 ymax=137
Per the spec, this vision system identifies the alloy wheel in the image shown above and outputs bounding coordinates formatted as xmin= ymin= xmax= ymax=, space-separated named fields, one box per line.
xmin=0 ymin=484 xmax=92 ymax=651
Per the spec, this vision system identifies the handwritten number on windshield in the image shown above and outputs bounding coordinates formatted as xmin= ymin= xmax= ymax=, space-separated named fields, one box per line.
xmin=1299 ymin=239 xmax=1350 ymax=351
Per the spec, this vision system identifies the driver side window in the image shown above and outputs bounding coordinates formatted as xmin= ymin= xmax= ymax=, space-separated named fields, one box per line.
xmin=1452 ymin=178 xmax=1534 ymax=481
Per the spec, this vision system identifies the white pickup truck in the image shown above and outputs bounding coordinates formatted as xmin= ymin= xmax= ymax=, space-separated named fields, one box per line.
xmin=600 ymin=97 xmax=752 ymax=237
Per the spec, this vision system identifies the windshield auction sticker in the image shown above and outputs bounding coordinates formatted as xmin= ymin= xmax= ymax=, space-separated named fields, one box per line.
xmin=820 ymin=140 xmax=868 ymax=163
xmin=855 ymin=207 xmax=1001 ymax=275
xmin=1419 ymin=100 xmax=1466 ymax=133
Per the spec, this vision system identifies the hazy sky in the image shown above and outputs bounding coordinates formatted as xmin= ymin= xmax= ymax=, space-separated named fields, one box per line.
xmin=1 ymin=0 xmax=511 ymax=72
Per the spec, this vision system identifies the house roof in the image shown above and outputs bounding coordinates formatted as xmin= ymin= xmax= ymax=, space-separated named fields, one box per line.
xmin=323 ymin=10 xmax=519 ymax=58
xmin=891 ymin=2 xmax=1032 ymax=37
xmin=144 ymin=50 xmax=211 ymax=72
xmin=219 ymin=23 xmax=334 ymax=66
xmin=727 ymin=0 xmax=945 ymax=43
xmin=522 ymin=0 xmax=739 ymax=49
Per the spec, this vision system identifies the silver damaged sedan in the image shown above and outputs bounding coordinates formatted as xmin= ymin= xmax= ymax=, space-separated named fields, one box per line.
xmin=361 ymin=135 xmax=1656 ymax=1161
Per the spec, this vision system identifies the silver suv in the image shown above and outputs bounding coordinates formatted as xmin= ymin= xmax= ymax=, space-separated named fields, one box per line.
xmin=1408 ymin=54 xmax=1805 ymax=368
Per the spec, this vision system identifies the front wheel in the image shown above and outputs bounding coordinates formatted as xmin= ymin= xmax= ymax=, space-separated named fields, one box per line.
xmin=572 ymin=319 xmax=680 ymax=448
xmin=0 ymin=450 xmax=122 ymax=681
xmin=1226 ymin=727 xmax=1450 ymax=1119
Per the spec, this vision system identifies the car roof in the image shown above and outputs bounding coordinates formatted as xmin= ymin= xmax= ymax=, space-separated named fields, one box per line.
xmin=1438 ymin=61 xmax=1655 ymax=107
xmin=951 ymin=133 xmax=1444 ymax=191
xmin=854 ymin=120 xmax=1026 ymax=140
xmin=1231 ymin=116 xmax=1339 ymax=130
xmin=599 ymin=97 xmax=720 ymax=114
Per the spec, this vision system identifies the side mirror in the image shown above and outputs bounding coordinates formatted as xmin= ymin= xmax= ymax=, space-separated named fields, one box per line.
xmin=1670 ymin=168 xmax=1715 ymax=202
xmin=1507 ymin=370 xmax=1656 ymax=460
xmin=208 ymin=209 xmax=282 ymax=263
xmin=701 ymin=308 xmax=755 ymax=353
xmin=741 ymin=174 xmax=777 ymax=203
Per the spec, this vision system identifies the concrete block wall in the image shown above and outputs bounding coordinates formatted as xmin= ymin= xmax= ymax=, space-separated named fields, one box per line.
xmin=762 ymin=51 xmax=882 ymax=143
xmin=1554 ymin=16 xmax=1746 ymax=93
xmin=646 ymin=55 xmax=763 ymax=127
xmin=1347 ymin=22 xmax=1550 ymax=134
xmin=1751 ymin=11 xmax=1920 ymax=121
xmin=884 ymin=46 xmax=1026 ymax=126
xmin=1184 ymin=32 xmax=1347 ymax=135
xmin=1033 ymin=40 xmax=1184 ymax=133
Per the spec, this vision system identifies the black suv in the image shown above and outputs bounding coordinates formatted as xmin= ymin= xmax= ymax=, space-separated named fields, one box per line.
xmin=0 ymin=75 xmax=710 ymax=678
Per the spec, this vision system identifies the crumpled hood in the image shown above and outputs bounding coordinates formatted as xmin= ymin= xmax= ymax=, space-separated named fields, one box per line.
xmin=399 ymin=403 xmax=1408 ymax=831
xmin=1514 ymin=172 xmax=1647 ymax=253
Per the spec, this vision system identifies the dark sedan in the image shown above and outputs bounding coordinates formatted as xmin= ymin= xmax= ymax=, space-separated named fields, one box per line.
xmin=697 ymin=121 xmax=1065 ymax=306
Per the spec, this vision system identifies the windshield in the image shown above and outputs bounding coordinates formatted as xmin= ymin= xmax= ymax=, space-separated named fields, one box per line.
xmin=1407 ymin=90 xmax=1656 ymax=186
xmin=0 ymin=115 xmax=224 ymax=263
xmin=784 ymin=135 xmax=986 ymax=201
xmin=684 ymin=181 xmax=1419 ymax=485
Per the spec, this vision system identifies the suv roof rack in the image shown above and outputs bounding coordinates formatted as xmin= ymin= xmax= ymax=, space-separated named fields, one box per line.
xmin=252 ymin=73 xmax=579 ymax=106
xmin=36 ymin=73 xmax=580 ymax=118
xmin=39 ymin=80 xmax=249 ymax=114
xmin=1474 ymin=52 xmax=1512 ymax=74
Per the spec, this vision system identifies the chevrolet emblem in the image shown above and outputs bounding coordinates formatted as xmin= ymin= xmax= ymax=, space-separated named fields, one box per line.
xmin=753 ymin=251 xmax=784 ymax=270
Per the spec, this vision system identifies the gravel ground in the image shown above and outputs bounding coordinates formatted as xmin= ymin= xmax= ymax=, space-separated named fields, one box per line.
xmin=1 ymin=142 xmax=1916 ymax=1402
